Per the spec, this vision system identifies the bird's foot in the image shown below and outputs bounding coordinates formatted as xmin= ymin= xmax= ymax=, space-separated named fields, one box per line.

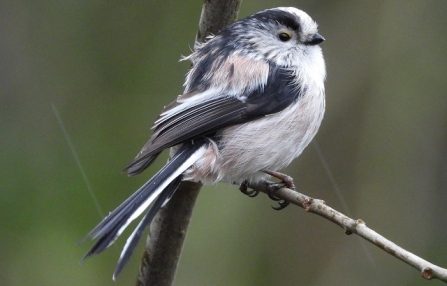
xmin=263 ymin=170 xmax=296 ymax=210
xmin=239 ymin=181 xmax=259 ymax=197
xmin=263 ymin=170 xmax=296 ymax=190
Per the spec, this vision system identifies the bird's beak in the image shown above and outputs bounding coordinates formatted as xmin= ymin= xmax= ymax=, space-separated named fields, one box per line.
xmin=304 ymin=33 xmax=325 ymax=46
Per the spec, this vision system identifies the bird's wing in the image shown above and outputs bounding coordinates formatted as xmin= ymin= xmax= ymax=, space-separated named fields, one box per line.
xmin=126 ymin=58 xmax=303 ymax=175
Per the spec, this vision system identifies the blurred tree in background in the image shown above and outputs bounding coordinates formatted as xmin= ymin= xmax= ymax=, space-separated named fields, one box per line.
xmin=1 ymin=1 xmax=446 ymax=285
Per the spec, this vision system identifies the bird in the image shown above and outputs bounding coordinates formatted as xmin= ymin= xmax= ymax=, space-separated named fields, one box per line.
xmin=81 ymin=6 xmax=326 ymax=279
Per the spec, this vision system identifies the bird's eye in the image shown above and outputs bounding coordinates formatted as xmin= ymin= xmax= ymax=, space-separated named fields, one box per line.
xmin=278 ymin=31 xmax=292 ymax=42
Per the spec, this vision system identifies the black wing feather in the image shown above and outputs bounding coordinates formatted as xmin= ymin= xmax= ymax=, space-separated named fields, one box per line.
xmin=126 ymin=63 xmax=301 ymax=175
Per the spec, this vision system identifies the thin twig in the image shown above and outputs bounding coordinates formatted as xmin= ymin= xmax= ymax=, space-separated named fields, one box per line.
xmin=136 ymin=1 xmax=242 ymax=285
xmin=247 ymin=180 xmax=447 ymax=283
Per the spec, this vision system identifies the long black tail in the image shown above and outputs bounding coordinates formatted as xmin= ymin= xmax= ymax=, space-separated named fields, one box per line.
xmin=80 ymin=141 xmax=207 ymax=279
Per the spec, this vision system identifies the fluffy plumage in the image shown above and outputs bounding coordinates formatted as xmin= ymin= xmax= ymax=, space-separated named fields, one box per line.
xmin=82 ymin=7 xmax=326 ymax=279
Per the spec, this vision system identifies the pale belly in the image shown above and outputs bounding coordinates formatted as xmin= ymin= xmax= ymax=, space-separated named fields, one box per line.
xmin=184 ymin=91 xmax=325 ymax=185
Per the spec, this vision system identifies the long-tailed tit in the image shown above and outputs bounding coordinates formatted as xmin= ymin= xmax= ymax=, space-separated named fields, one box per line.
xmin=81 ymin=7 xmax=326 ymax=279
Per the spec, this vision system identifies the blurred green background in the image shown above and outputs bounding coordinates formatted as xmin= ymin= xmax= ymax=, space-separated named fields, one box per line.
xmin=2 ymin=0 xmax=447 ymax=285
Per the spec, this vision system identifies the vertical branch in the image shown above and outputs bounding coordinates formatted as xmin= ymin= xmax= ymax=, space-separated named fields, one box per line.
xmin=136 ymin=181 xmax=202 ymax=286
xmin=197 ymin=0 xmax=242 ymax=42
xmin=136 ymin=1 xmax=242 ymax=285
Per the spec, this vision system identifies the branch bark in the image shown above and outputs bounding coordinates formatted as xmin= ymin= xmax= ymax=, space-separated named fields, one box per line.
xmin=136 ymin=1 xmax=242 ymax=285
xmin=247 ymin=180 xmax=447 ymax=283
xmin=136 ymin=181 xmax=202 ymax=286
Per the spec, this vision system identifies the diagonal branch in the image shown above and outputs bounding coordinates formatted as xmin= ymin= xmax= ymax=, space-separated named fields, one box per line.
xmin=246 ymin=180 xmax=447 ymax=283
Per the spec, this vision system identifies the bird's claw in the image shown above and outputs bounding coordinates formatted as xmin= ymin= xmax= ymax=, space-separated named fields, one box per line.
xmin=263 ymin=170 xmax=296 ymax=210
xmin=239 ymin=176 xmax=292 ymax=210
xmin=240 ymin=182 xmax=260 ymax=197
xmin=271 ymin=200 xmax=290 ymax=210
xmin=267 ymin=192 xmax=281 ymax=201
xmin=263 ymin=170 xmax=296 ymax=190
xmin=265 ymin=181 xmax=290 ymax=210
